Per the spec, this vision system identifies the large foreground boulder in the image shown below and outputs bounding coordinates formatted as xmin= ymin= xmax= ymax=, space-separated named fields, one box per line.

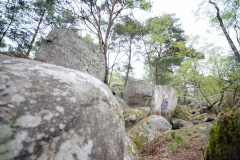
xmin=0 ymin=57 xmax=124 ymax=160
xmin=35 ymin=28 xmax=105 ymax=81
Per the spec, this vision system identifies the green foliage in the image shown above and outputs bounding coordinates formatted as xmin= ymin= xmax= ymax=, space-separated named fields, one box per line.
xmin=143 ymin=13 xmax=187 ymax=84
xmin=167 ymin=131 xmax=190 ymax=152
xmin=125 ymin=0 xmax=152 ymax=10
xmin=84 ymin=33 xmax=94 ymax=43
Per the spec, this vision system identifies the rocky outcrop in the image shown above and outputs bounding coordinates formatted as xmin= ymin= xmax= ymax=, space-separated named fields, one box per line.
xmin=152 ymin=85 xmax=178 ymax=117
xmin=35 ymin=28 xmax=105 ymax=81
xmin=124 ymin=107 xmax=151 ymax=127
xmin=123 ymin=79 xmax=153 ymax=107
xmin=0 ymin=57 xmax=124 ymax=160
xmin=127 ymin=115 xmax=172 ymax=149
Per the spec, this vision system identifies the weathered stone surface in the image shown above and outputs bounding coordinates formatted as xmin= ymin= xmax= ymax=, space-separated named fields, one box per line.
xmin=124 ymin=107 xmax=151 ymax=127
xmin=127 ymin=115 xmax=172 ymax=149
xmin=35 ymin=28 xmax=105 ymax=81
xmin=152 ymin=85 xmax=178 ymax=117
xmin=175 ymin=121 xmax=213 ymax=141
xmin=170 ymin=118 xmax=193 ymax=130
xmin=0 ymin=57 xmax=124 ymax=160
xmin=123 ymin=79 xmax=153 ymax=107
xmin=124 ymin=136 xmax=139 ymax=160
xmin=114 ymin=95 xmax=129 ymax=108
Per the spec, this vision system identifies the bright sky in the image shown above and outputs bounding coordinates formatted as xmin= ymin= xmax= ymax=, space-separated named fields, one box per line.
xmin=133 ymin=0 xmax=229 ymax=79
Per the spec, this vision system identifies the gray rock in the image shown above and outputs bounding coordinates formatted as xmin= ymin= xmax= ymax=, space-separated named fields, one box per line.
xmin=0 ymin=57 xmax=124 ymax=160
xmin=114 ymin=95 xmax=129 ymax=108
xmin=124 ymin=136 xmax=139 ymax=160
xmin=152 ymin=85 xmax=178 ymax=118
xmin=178 ymin=96 xmax=195 ymax=105
xmin=35 ymin=28 xmax=105 ymax=81
xmin=170 ymin=118 xmax=193 ymax=129
xmin=124 ymin=107 xmax=151 ymax=127
xmin=123 ymin=79 xmax=153 ymax=107
xmin=127 ymin=115 xmax=172 ymax=149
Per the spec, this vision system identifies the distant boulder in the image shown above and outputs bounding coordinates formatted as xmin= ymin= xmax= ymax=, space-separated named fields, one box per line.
xmin=123 ymin=79 xmax=153 ymax=107
xmin=0 ymin=57 xmax=124 ymax=160
xmin=35 ymin=28 xmax=105 ymax=81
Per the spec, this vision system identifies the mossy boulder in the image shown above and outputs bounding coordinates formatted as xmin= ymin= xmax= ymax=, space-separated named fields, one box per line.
xmin=174 ymin=121 xmax=213 ymax=141
xmin=124 ymin=107 xmax=151 ymax=127
xmin=124 ymin=136 xmax=139 ymax=160
xmin=205 ymin=109 xmax=240 ymax=160
xmin=170 ymin=118 xmax=193 ymax=130
xmin=127 ymin=115 xmax=172 ymax=149
xmin=172 ymin=105 xmax=190 ymax=121
xmin=191 ymin=113 xmax=207 ymax=122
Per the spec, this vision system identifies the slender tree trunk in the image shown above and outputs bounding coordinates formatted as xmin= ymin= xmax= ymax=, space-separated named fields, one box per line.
xmin=26 ymin=10 xmax=45 ymax=56
xmin=0 ymin=13 xmax=14 ymax=43
xmin=209 ymin=0 xmax=240 ymax=62
xmin=103 ymin=41 xmax=108 ymax=84
xmin=124 ymin=39 xmax=132 ymax=86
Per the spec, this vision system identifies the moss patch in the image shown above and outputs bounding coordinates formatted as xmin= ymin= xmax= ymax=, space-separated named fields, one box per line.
xmin=172 ymin=105 xmax=190 ymax=121
xmin=114 ymin=103 xmax=124 ymax=122
xmin=134 ymin=133 xmax=148 ymax=149
xmin=205 ymin=109 xmax=240 ymax=160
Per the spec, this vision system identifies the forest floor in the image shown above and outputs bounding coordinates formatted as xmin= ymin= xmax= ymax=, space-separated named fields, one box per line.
xmin=137 ymin=136 xmax=207 ymax=160
xmin=136 ymin=112 xmax=216 ymax=160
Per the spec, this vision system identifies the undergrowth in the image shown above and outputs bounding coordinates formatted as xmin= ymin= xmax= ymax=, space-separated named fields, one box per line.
xmin=168 ymin=131 xmax=190 ymax=152
xmin=139 ymin=131 xmax=190 ymax=156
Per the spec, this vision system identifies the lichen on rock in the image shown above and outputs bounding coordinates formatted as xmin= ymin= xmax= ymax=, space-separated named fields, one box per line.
xmin=127 ymin=115 xmax=172 ymax=149
xmin=0 ymin=56 xmax=124 ymax=160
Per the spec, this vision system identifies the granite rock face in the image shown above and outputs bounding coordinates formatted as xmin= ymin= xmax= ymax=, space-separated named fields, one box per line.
xmin=0 ymin=57 xmax=124 ymax=160
xmin=35 ymin=28 xmax=105 ymax=82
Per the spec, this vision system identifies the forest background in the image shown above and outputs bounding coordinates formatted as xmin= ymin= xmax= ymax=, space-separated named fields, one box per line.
xmin=1 ymin=0 xmax=240 ymax=108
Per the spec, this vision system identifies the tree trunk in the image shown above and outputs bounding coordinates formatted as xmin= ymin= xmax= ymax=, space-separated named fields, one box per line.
xmin=26 ymin=10 xmax=45 ymax=56
xmin=209 ymin=0 xmax=240 ymax=62
xmin=103 ymin=41 xmax=108 ymax=84
xmin=0 ymin=12 xmax=14 ymax=43
xmin=124 ymin=39 xmax=132 ymax=86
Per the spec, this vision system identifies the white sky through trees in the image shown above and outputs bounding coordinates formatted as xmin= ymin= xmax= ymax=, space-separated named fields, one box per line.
xmin=132 ymin=0 xmax=229 ymax=79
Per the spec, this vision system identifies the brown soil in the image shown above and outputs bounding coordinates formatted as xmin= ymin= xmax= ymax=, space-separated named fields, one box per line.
xmin=137 ymin=135 xmax=207 ymax=160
